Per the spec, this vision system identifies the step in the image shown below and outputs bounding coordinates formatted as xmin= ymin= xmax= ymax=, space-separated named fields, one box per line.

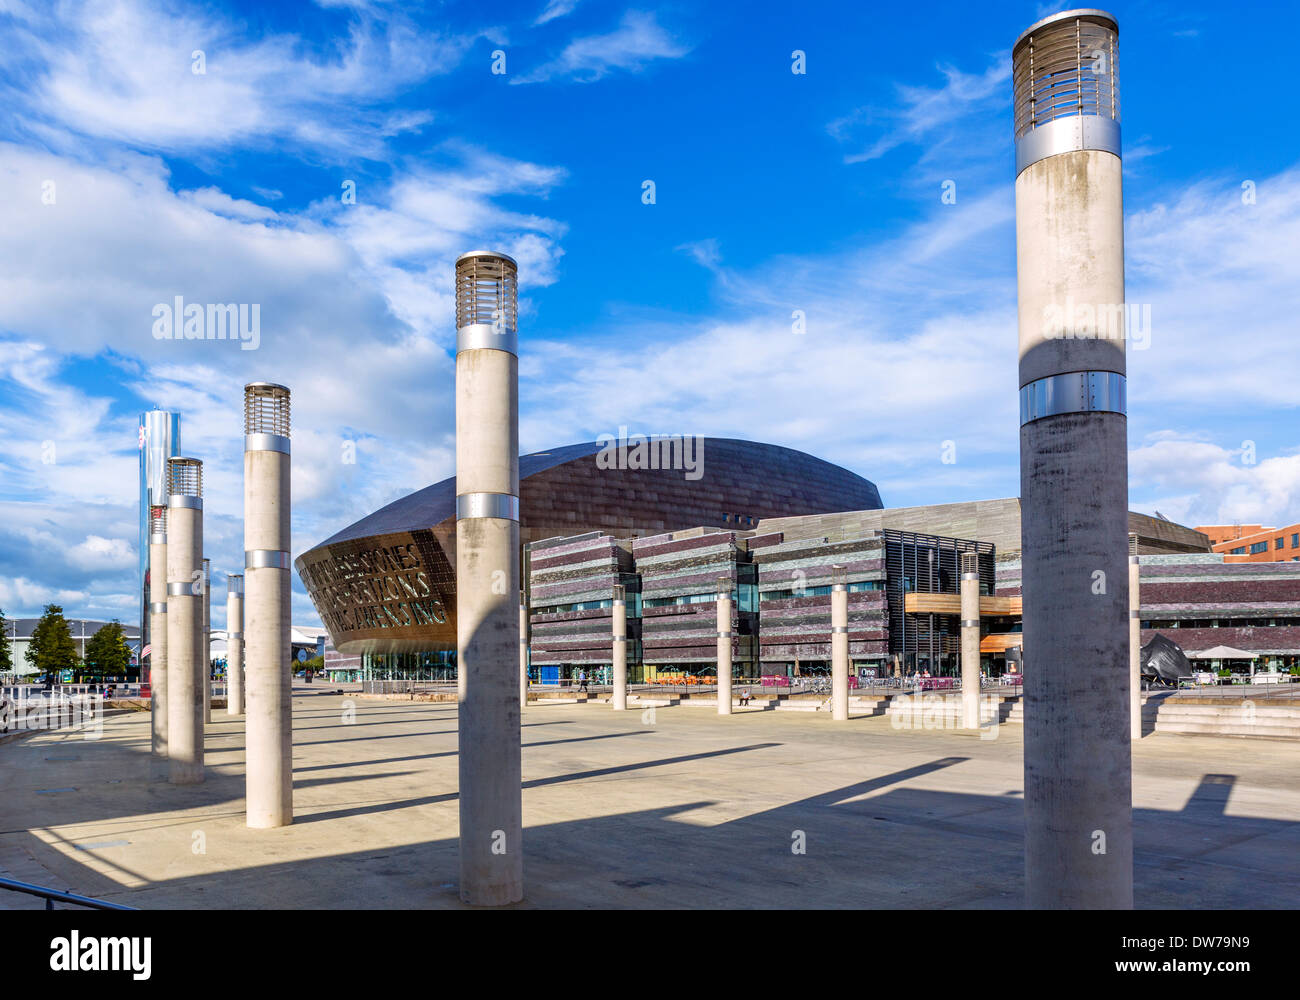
xmin=1159 ymin=704 xmax=1300 ymax=720
xmin=1153 ymin=720 xmax=1300 ymax=739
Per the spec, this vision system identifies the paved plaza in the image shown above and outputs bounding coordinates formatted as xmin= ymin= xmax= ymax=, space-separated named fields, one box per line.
xmin=2 ymin=684 xmax=1298 ymax=909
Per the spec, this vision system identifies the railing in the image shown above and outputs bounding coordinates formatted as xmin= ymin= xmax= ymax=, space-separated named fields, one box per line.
xmin=353 ymin=676 xmax=1037 ymax=701
xmin=0 ymin=684 xmax=142 ymax=700
xmin=1 ymin=689 xmax=104 ymax=735
xmin=1174 ymin=676 xmax=1300 ymax=699
xmin=0 ymin=876 xmax=135 ymax=911
xmin=361 ymin=680 xmax=458 ymax=696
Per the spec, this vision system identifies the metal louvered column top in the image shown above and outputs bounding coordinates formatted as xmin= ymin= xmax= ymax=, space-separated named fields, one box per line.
xmin=1013 ymin=9 xmax=1119 ymax=176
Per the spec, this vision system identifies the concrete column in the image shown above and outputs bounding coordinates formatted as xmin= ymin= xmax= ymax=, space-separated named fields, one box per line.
xmin=716 ymin=576 xmax=732 ymax=715
xmin=831 ymin=566 xmax=848 ymax=721
xmin=227 ymin=574 xmax=245 ymax=716
xmin=202 ymin=557 xmax=211 ymax=724
xmin=139 ymin=408 xmax=180 ymax=741
xmin=244 ymin=382 xmax=293 ymax=829
xmin=1129 ymin=536 xmax=1141 ymax=739
xmin=148 ymin=507 xmax=169 ymax=765
xmin=1014 ymin=10 xmax=1133 ymax=908
xmin=455 ymin=251 xmax=523 ymax=906
xmin=519 ymin=597 xmax=529 ymax=710
xmin=961 ymin=553 xmax=981 ymax=730
xmin=166 ymin=458 xmax=204 ymax=785
xmin=612 ymin=584 xmax=627 ymax=711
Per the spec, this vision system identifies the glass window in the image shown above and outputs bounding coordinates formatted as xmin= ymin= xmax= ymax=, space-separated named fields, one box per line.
xmin=757 ymin=581 xmax=883 ymax=601
xmin=1276 ymin=537 xmax=1285 ymax=550
xmin=1292 ymin=533 xmax=1298 ymax=548
xmin=1231 ymin=547 xmax=1246 ymax=555
xmin=1250 ymin=542 xmax=1268 ymax=554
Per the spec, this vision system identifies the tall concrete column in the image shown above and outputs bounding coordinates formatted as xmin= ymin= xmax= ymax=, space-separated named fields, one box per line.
xmin=1014 ymin=9 xmax=1132 ymax=908
xmin=148 ymin=507 xmax=169 ymax=765
xmin=961 ymin=552 xmax=981 ymax=730
xmin=1129 ymin=534 xmax=1141 ymax=739
xmin=831 ymin=565 xmax=849 ymax=721
xmin=244 ymin=382 xmax=293 ymax=829
xmin=166 ymin=458 xmax=204 ymax=785
xmin=202 ymin=557 xmax=211 ymax=724
xmin=139 ymin=408 xmax=180 ymax=729
xmin=612 ymin=584 xmax=628 ymax=711
xmin=519 ymin=596 xmax=529 ymax=710
xmin=716 ymin=576 xmax=732 ymax=715
xmin=227 ymin=574 xmax=244 ymax=716
xmin=455 ymin=250 xmax=523 ymax=906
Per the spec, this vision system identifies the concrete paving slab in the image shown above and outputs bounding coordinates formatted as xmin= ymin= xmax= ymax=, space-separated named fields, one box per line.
xmin=1 ymin=685 xmax=1296 ymax=908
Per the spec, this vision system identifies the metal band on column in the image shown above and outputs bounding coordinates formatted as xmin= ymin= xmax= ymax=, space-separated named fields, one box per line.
xmin=246 ymin=550 xmax=291 ymax=569
xmin=1020 ymin=371 xmax=1126 ymax=425
xmin=457 ymin=324 xmax=518 ymax=356
xmin=456 ymin=493 xmax=519 ymax=521
xmin=150 ymin=602 xmax=169 ymax=614
xmin=245 ymin=433 xmax=291 ymax=454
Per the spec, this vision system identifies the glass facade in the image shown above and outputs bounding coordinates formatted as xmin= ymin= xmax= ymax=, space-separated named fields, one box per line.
xmin=361 ymin=649 xmax=457 ymax=681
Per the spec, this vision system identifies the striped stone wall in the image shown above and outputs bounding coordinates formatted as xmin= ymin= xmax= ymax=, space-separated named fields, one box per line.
xmin=750 ymin=532 xmax=888 ymax=670
xmin=633 ymin=529 xmax=755 ymax=669
xmin=527 ymin=533 xmax=636 ymax=668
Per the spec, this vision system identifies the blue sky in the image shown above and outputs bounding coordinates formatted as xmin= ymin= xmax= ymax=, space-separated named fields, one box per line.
xmin=0 ymin=0 xmax=1297 ymax=631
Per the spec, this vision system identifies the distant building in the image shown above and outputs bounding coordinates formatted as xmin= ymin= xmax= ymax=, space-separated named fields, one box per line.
xmin=1139 ymin=553 xmax=1300 ymax=672
xmin=2 ymin=619 xmax=141 ymax=679
xmin=1199 ymin=521 xmax=1300 ymax=563
xmin=525 ymin=499 xmax=1223 ymax=682
xmin=297 ymin=438 xmax=885 ymax=679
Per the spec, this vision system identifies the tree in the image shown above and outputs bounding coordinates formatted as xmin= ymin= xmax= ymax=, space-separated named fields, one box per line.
xmin=0 ymin=608 xmax=12 ymax=676
xmin=26 ymin=604 xmax=79 ymax=682
xmin=84 ymin=621 xmax=131 ymax=681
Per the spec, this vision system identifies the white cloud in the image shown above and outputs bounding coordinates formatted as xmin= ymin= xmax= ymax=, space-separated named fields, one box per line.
xmin=1130 ymin=434 xmax=1300 ymax=528
xmin=513 ymin=11 xmax=688 ymax=84
xmin=0 ymin=576 xmax=90 ymax=611
xmin=675 ymin=238 xmax=722 ymax=271
xmin=829 ymin=58 xmax=1010 ymax=165
xmin=534 ymin=0 xmax=581 ymax=26
xmin=0 ymin=0 xmax=475 ymax=156
xmin=67 ymin=535 xmax=135 ymax=571
xmin=0 ymin=138 xmax=565 ymax=624
xmin=1126 ymin=168 xmax=1300 ymax=411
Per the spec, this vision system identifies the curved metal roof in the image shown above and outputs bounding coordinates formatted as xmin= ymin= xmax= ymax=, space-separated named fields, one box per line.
xmin=312 ymin=438 xmax=880 ymax=549
xmin=317 ymin=441 xmax=601 ymax=547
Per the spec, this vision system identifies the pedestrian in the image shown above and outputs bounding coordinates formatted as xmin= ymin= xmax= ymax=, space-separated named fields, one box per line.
xmin=578 ymin=669 xmax=588 ymax=693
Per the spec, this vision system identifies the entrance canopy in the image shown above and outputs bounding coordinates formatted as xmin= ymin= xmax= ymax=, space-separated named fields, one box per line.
xmin=1188 ymin=645 xmax=1259 ymax=660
